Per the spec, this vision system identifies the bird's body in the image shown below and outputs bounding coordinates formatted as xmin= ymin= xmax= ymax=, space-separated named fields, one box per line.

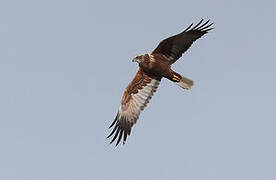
xmin=135 ymin=53 xmax=192 ymax=87
xmin=136 ymin=54 xmax=170 ymax=78
xmin=107 ymin=19 xmax=214 ymax=146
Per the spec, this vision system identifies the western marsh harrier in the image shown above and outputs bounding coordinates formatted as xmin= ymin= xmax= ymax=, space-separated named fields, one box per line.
xmin=107 ymin=19 xmax=213 ymax=146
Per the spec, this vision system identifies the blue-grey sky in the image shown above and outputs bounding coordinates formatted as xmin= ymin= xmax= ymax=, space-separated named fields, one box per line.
xmin=1 ymin=0 xmax=276 ymax=180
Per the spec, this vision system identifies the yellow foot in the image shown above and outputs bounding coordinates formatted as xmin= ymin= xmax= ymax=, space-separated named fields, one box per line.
xmin=172 ymin=75 xmax=180 ymax=81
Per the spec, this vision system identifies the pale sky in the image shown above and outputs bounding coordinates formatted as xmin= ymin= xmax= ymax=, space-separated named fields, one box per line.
xmin=1 ymin=0 xmax=276 ymax=180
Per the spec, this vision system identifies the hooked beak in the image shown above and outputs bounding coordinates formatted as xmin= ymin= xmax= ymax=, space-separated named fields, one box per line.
xmin=132 ymin=58 xmax=137 ymax=62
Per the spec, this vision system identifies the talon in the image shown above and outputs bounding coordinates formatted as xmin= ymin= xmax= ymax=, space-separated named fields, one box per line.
xmin=172 ymin=77 xmax=180 ymax=81
xmin=172 ymin=75 xmax=180 ymax=81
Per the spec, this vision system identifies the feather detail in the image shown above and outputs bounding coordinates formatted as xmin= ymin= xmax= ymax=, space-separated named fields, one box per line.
xmin=107 ymin=68 xmax=161 ymax=146
xmin=175 ymin=76 xmax=194 ymax=90
xmin=152 ymin=19 xmax=214 ymax=64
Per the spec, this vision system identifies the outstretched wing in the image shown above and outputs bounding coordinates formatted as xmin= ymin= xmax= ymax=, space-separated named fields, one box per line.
xmin=107 ymin=68 xmax=161 ymax=146
xmin=152 ymin=19 xmax=214 ymax=64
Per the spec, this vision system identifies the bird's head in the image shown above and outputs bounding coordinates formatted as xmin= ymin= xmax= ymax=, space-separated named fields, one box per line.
xmin=132 ymin=55 xmax=144 ymax=64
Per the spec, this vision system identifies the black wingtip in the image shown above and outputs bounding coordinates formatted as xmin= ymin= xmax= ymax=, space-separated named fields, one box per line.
xmin=109 ymin=128 xmax=120 ymax=144
xmin=115 ymin=130 xmax=123 ymax=146
xmin=191 ymin=19 xmax=204 ymax=30
xmin=205 ymin=27 xmax=214 ymax=32
xmin=185 ymin=19 xmax=214 ymax=33
xmin=199 ymin=22 xmax=213 ymax=31
xmin=196 ymin=20 xmax=210 ymax=30
xmin=123 ymin=130 xmax=127 ymax=144
xmin=107 ymin=114 xmax=133 ymax=146
xmin=108 ymin=113 xmax=119 ymax=129
xmin=107 ymin=125 xmax=118 ymax=139
xmin=183 ymin=23 xmax=193 ymax=32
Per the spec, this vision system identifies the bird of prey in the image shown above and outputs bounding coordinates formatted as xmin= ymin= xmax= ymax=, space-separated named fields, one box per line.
xmin=107 ymin=19 xmax=213 ymax=146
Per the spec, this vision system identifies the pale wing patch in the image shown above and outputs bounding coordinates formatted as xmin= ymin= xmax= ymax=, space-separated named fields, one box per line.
xmin=120 ymin=78 xmax=160 ymax=124
xmin=107 ymin=78 xmax=160 ymax=146
xmin=132 ymin=79 xmax=160 ymax=112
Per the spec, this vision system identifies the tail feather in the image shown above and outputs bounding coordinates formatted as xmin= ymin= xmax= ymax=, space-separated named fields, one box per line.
xmin=176 ymin=76 xmax=194 ymax=90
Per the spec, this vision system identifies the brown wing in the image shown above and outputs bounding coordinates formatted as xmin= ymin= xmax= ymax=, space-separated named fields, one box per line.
xmin=107 ymin=68 xmax=161 ymax=146
xmin=152 ymin=19 xmax=214 ymax=64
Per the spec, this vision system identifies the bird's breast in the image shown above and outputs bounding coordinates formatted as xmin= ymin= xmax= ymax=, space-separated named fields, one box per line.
xmin=140 ymin=59 xmax=170 ymax=77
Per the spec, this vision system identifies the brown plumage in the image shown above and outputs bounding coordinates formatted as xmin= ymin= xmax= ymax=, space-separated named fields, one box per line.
xmin=107 ymin=19 xmax=214 ymax=146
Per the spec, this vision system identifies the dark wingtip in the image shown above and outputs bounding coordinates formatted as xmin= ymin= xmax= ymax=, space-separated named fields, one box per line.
xmin=109 ymin=128 xmax=120 ymax=144
xmin=196 ymin=19 xmax=210 ymax=30
xmin=106 ymin=125 xmax=118 ymax=139
xmin=199 ymin=22 xmax=213 ymax=31
xmin=205 ymin=27 xmax=214 ymax=32
xmin=191 ymin=19 xmax=204 ymax=30
xmin=108 ymin=113 xmax=119 ymax=129
xmin=186 ymin=19 xmax=214 ymax=33
xmin=123 ymin=130 xmax=127 ymax=144
xmin=183 ymin=23 xmax=193 ymax=32
xmin=115 ymin=130 xmax=123 ymax=146
xmin=107 ymin=114 xmax=133 ymax=146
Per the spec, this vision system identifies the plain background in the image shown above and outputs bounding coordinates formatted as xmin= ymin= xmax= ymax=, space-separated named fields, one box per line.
xmin=1 ymin=0 xmax=275 ymax=179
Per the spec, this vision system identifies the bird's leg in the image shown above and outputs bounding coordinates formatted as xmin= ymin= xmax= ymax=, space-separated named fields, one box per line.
xmin=172 ymin=74 xmax=181 ymax=82
xmin=166 ymin=70 xmax=193 ymax=90
xmin=162 ymin=69 xmax=178 ymax=81
xmin=165 ymin=70 xmax=181 ymax=82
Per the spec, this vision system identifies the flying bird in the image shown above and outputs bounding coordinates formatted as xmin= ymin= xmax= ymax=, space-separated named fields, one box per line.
xmin=107 ymin=19 xmax=214 ymax=146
